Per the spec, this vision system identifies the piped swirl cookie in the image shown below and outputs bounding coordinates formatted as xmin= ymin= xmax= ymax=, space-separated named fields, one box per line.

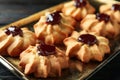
xmin=64 ymin=31 xmax=110 ymax=62
xmin=100 ymin=3 xmax=120 ymax=24
xmin=62 ymin=0 xmax=95 ymax=20
xmin=80 ymin=13 xmax=120 ymax=38
xmin=34 ymin=11 xmax=76 ymax=45
xmin=0 ymin=26 xmax=36 ymax=57
xmin=19 ymin=43 xmax=69 ymax=78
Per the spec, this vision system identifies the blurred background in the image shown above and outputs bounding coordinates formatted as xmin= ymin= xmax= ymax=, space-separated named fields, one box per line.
xmin=0 ymin=0 xmax=66 ymax=25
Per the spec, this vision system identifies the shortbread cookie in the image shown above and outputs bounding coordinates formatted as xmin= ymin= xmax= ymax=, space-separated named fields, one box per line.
xmin=19 ymin=43 xmax=69 ymax=78
xmin=0 ymin=26 xmax=36 ymax=56
xmin=62 ymin=0 xmax=95 ymax=20
xmin=64 ymin=31 xmax=110 ymax=62
xmin=34 ymin=11 xmax=76 ymax=45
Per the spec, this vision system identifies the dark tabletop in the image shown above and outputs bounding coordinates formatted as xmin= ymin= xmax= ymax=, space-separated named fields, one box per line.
xmin=0 ymin=0 xmax=120 ymax=80
xmin=0 ymin=0 xmax=66 ymax=25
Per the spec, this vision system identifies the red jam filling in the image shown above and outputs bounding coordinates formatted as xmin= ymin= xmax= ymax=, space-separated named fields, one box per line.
xmin=112 ymin=4 xmax=120 ymax=11
xmin=74 ymin=0 xmax=87 ymax=8
xmin=37 ymin=43 xmax=56 ymax=56
xmin=96 ymin=13 xmax=110 ymax=23
xmin=46 ymin=11 xmax=61 ymax=25
xmin=78 ymin=34 xmax=98 ymax=46
xmin=4 ymin=26 xmax=23 ymax=37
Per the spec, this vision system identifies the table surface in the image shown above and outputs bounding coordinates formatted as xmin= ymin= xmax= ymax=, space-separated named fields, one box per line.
xmin=0 ymin=0 xmax=66 ymax=25
xmin=0 ymin=0 xmax=120 ymax=80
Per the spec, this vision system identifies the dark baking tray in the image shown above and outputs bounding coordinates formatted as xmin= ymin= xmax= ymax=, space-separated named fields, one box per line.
xmin=85 ymin=50 xmax=120 ymax=80
xmin=0 ymin=0 xmax=120 ymax=80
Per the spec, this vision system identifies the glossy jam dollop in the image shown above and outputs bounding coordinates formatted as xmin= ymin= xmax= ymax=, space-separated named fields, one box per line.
xmin=74 ymin=0 xmax=87 ymax=8
xmin=78 ymin=34 xmax=98 ymax=46
xmin=46 ymin=11 xmax=61 ymax=25
xmin=37 ymin=43 xmax=56 ymax=56
xmin=96 ymin=13 xmax=110 ymax=23
xmin=112 ymin=4 xmax=120 ymax=11
xmin=4 ymin=26 xmax=23 ymax=37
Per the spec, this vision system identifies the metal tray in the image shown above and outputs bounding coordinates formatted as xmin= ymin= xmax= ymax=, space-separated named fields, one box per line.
xmin=0 ymin=0 xmax=120 ymax=80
